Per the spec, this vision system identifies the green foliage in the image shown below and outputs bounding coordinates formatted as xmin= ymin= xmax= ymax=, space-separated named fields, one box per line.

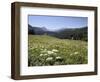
xmin=55 ymin=27 xmax=88 ymax=41
xmin=28 ymin=35 xmax=88 ymax=66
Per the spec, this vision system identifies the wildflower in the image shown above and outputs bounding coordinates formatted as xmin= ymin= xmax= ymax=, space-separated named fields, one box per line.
xmin=44 ymin=54 xmax=48 ymax=56
xmin=74 ymin=52 xmax=79 ymax=55
xmin=70 ymin=53 xmax=73 ymax=56
xmin=56 ymin=56 xmax=62 ymax=60
xmin=47 ymin=51 xmax=54 ymax=54
xmin=56 ymin=56 xmax=63 ymax=61
xmin=41 ymin=46 xmax=44 ymax=48
xmin=46 ymin=57 xmax=53 ymax=61
xmin=39 ymin=54 xmax=44 ymax=56
xmin=52 ymin=49 xmax=58 ymax=52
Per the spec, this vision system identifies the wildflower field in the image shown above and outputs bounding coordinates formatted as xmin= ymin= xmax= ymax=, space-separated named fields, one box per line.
xmin=28 ymin=35 xmax=88 ymax=66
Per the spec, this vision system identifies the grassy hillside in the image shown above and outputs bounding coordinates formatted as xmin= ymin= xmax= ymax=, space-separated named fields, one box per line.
xmin=28 ymin=35 xmax=88 ymax=66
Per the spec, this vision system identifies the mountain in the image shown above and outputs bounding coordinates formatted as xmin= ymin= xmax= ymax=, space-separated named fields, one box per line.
xmin=28 ymin=24 xmax=35 ymax=34
xmin=28 ymin=24 xmax=48 ymax=35
xmin=28 ymin=24 xmax=87 ymax=41
xmin=42 ymin=27 xmax=48 ymax=31
xmin=28 ymin=24 xmax=57 ymax=35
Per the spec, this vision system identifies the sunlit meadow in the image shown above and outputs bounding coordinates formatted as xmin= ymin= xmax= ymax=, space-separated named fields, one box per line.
xmin=28 ymin=35 xmax=87 ymax=66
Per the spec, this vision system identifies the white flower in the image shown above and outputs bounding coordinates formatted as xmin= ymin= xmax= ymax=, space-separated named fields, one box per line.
xmin=41 ymin=46 xmax=44 ymax=48
xmin=47 ymin=51 xmax=54 ymax=54
xmin=74 ymin=52 xmax=79 ymax=55
xmin=40 ymin=53 xmax=48 ymax=56
xmin=39 ymin=54 xmax=44 ymax=56
xmin=52 ymin=49 xmax=58 ymax=52
xmin=56 ymin=56 xmax=62 ymax=60
xmin=70 ymin=53 xmax=73 ymax=56
xmin=46 ymin=57 xmax=53 ymax=61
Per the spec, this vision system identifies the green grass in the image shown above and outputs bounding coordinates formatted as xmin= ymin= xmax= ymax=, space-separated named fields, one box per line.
xmin=28 ymin=35 xmax=88 ymax=66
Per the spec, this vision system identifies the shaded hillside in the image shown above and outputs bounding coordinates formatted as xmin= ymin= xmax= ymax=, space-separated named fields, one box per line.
xmin=28 ymin=24 xmax=88 ymax=41
xmin=28 ymin=24 xmax=57 ymax=36
xmin=28 ymin=24 xmax=47 ymax=35
xmin=55 ymin=27 xmax=88 ymax=41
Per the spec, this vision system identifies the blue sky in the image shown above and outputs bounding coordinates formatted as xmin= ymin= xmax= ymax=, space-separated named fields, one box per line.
xmin=28 ymin=15 xmax=88 ymax=31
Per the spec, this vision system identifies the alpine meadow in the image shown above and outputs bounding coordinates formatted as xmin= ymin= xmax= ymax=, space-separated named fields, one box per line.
xmin=28 ymin=15 xmax=88 ymax=66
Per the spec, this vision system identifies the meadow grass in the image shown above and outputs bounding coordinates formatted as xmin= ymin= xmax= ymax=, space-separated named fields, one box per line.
xmin=28 ymin=35 xmax=88 ymax=66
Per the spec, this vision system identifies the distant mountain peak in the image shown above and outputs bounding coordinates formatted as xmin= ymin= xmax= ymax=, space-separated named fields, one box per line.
xmin=42 ymin=27 xmax=48 ymax=31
